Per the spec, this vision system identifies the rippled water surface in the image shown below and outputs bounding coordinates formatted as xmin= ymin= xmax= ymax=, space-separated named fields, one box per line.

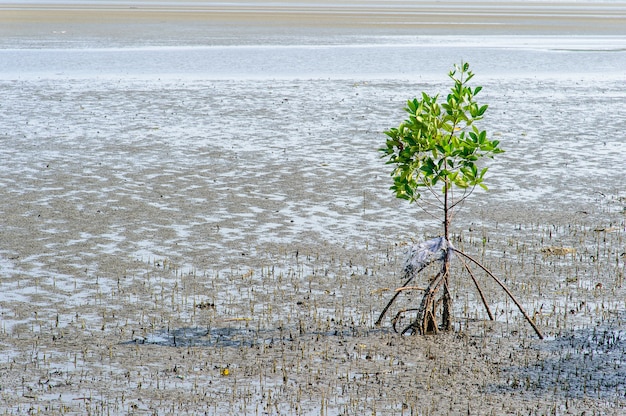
xmin=2 ymin=35 xmax=626 ymax=79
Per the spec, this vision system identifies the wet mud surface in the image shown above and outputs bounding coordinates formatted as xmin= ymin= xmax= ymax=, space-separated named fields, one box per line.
xmin=1 ymin=73 xmax=625 ymax=415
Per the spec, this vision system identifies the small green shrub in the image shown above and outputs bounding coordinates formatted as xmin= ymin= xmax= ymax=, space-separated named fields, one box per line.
xmin=376 ymin=62 xmax=542 ymax=339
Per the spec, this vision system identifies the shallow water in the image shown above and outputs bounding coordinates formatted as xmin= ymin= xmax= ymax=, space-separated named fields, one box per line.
xmin=2 ymin=35 xmax=626 ymax=80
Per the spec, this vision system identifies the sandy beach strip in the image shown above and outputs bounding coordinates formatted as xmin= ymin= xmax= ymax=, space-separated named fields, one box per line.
xmin=1 ymin=1 xmax=626 ymax=37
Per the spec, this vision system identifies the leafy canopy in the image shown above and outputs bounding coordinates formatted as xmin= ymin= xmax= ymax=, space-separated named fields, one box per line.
xmin=380 ymin=62 xmax=503 ymax=206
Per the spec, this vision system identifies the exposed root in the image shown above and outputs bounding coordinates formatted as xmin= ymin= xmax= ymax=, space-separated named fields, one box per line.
xmin=402 ymin=270 xmax=445 ymax=336
xmin=375 ymin=259 xmax=435 ymax=327
xmin=458 ymin=255 xmax=494 ymax=321
xmin=391 ymin=308 xmax=420 ymax=333
xmin=394 ymin=286 xmax=426 ymax=292
xmin=451 ymin=248 xmax=544 ymax=339
xmin=377 ymin=239 xmax=544 ymax=339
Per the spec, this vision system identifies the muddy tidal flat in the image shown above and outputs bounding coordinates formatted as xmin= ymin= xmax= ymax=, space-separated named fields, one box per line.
xmin=1 ymin=1 xmax=626 ymax=415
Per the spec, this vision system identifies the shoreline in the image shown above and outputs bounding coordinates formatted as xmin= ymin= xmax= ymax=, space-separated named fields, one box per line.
xmin=2 ymin=1 xmax=626 ymax=42
xmin=2 ymin=40 xmax=625 ymax=81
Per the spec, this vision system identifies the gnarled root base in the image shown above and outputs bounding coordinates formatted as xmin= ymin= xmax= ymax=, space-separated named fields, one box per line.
xmin=376 ymin=243 xmax=544 ymax=339
xmin=400 ymin=268 xmax=450 ymax=336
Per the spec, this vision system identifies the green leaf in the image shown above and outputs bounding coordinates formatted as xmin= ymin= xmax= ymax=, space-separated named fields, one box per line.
xmin=381 ymin=61 xmax=502 ymax=218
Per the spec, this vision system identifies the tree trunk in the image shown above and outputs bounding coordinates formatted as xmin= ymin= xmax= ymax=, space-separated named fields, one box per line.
xmin=441 ymin=264 xmax=452 ymax=331
xmin=441 ymin=179 xmax=453 ymax=331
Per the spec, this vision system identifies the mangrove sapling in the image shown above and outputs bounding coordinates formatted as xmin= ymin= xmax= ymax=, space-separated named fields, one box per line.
xmin=376 ymin=62 xmax=543 ymax=339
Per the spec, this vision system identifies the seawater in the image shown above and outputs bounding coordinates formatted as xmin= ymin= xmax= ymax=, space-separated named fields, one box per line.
xmin=1 ymin=36 xmax=626 ymax=80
